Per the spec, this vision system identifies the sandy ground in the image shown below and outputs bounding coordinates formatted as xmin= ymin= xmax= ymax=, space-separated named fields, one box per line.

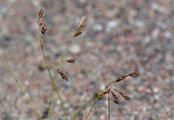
xmin=0 ymin=0 xmax=174 ymax=120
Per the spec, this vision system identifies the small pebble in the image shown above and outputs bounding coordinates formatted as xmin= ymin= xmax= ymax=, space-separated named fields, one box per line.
xmin=69 ymin=44 xmax=81 ymax=54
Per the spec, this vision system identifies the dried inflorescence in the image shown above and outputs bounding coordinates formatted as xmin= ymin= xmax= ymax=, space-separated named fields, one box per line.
xmin=74 ymin=16 xmax=87 ymax=37
xmin=37 ymin=9 xmax=69 ymax=120
xmin=38 ymin=9 xmax=47 ymax=35
xmin=105 ymin=71 xmax=139 ymax=89
xmin=37 ymin=8 xmax=139 ymax=120
xmin=98 ymin=71 xmax=139 ymax=105
xmin=114 ymin=71 xmax=139 ymax=83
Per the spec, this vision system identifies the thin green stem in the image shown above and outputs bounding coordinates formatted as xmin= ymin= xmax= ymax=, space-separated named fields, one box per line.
xmin=16 ymin=79 xmax=41 ymax=120
xmin=71 ymin=94 xmax=95 ymax=120
xmin=85 ymin=100 xmax=96 ymax=120
xmin=85 ymin=72 xmax=137 ymax=119
xmin=4 ymin=59 xmax=41 ymax=120
xmin=108 ymin=93 xmax=110 ymax=120
xmin=47 ymin=86 xmax=54 ymax=120
xmin=39 ymin=35 xmax=69 ymax=120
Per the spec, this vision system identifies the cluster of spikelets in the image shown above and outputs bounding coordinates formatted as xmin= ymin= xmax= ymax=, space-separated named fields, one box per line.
xmin=38 ymin=9 xmax=86 ymax=82
xmin=16 ymin=8 xmax=139 ymax=120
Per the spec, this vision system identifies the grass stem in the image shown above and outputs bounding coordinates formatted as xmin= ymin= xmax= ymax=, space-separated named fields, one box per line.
xmin=108 ymin=93 xmax=110 ymax=120
xmin=39 ymin=35 xmax=69 ymax=120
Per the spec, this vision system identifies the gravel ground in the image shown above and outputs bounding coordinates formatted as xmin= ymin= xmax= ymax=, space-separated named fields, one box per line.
xmin=0 ymin=0 xmax=174 ymax=120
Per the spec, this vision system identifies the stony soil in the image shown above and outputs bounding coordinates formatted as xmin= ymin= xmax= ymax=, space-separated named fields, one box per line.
xmin=0 ymin=0 xmax=174 ymax=120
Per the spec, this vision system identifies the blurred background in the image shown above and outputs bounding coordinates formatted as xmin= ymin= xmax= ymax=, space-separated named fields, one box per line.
xmin=0 ymin=0 xmax=174 ymax=119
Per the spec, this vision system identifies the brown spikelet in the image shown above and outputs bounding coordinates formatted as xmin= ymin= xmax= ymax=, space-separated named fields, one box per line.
xmin=66 ymin=58 xmax=75 ymax=63
xmin=38 ymin=9 xmax=44 ymax=18
xmin=129 ymin=71 xmax=139 ymax=78
xmin=74 ymin=16 xmax=87 ymax=37
xmin=114 ymin=89 xmax=131 ymax=100
xmin=57 ymin=69 xmax=68 ymax=81
xmin=38 ymin=9 xmax=44 ymax=27
xmin=120 ymin=92 xmax=130 ymax=100
xmin=37 ymin=9 xmax=47 ymax=35
xmin=114 ymin=71 xmax=139 ymax=83
xmin=111 ymin=91 xmax=119 ymax=104
xmin=41 ymin=25 xmax=47 ymax=35
xmin=115 ymin=74 xmax=129 ymax=82
xmin=105 ymin=74 xmax=128 ymax=89
xmin=105 ymin=71 xmax=139 ymax=92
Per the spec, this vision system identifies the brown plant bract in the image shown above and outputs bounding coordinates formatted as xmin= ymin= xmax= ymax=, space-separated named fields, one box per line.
xmin=105 ymin=71 xmax=139 ymax=89
xmin=38 ymin=9 xmax=44 ymax=26
xmin=114 ymin=89 xmax=131 ymax=100
xmin=111 ymin=91 xmax=120 ymax=104
xmin=74 ymin=16 xmax=87 ymax=37
xmin=129 ymin=71 xmax=139 ymax=77
xmin=57 ymin=69 xmax=69 ymax=81
xmin=38 ymin=9 xmax=47 ymax=35
xmin=41 ymin=25 xmax=47 ymax=35
xmin=66 ymin=58 xmax=75 ymax=63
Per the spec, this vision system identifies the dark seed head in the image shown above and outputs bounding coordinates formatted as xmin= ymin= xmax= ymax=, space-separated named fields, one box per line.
xmin=130 ymin=71 xmax=139 ymax=77
xmin=111 ymin=91 xmax=120 ymax=104
xmin=66 ymin=58 xmax=75 ymax=63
